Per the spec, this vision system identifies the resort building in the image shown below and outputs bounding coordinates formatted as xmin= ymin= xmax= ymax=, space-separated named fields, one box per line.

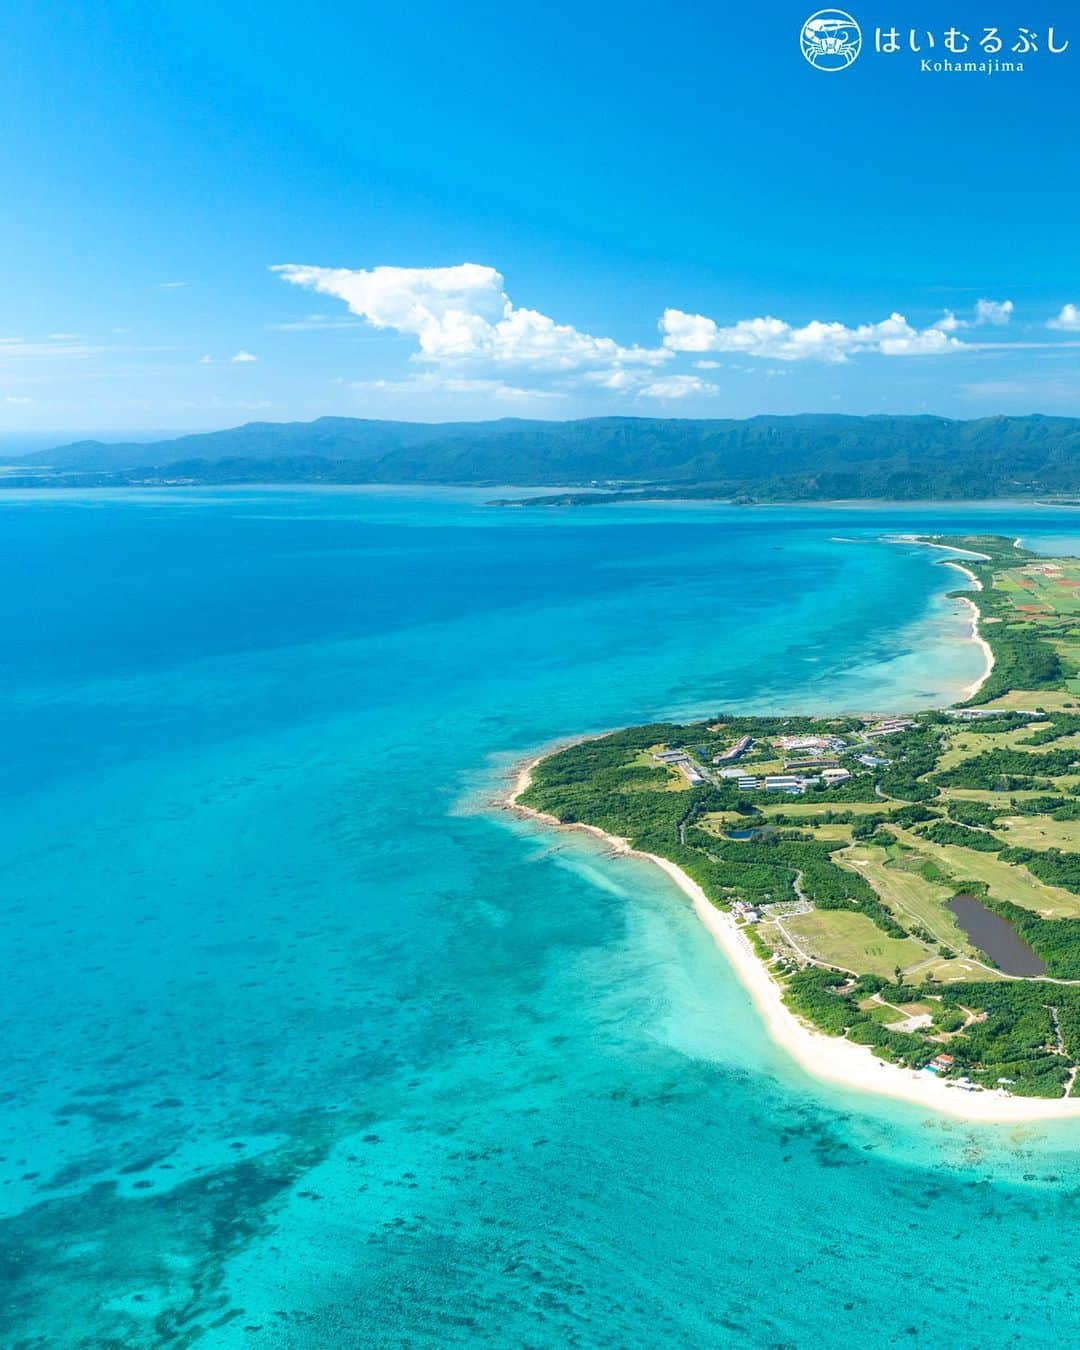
xmin=866 ymin=718 xmax=916 ymax=738
xmin=714 ymin=735 xmax=753 ymax=763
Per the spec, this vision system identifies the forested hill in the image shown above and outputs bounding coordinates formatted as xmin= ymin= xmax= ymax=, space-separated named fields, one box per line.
xmin=11 ymin=413 xmax=1080 ymax=500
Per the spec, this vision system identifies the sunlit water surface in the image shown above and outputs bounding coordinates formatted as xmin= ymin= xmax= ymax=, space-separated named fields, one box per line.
xmin=3 ymin=489 xmax=1080 ymax=1347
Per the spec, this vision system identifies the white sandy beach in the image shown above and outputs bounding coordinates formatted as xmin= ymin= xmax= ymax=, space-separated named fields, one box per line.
xmin=892 ymin=538 xmax=996 ymax=702
xmin=506 ymin=746 xmax=1080 ymax=1124
xmin=954 ymin=592 xmax=995 ymax=701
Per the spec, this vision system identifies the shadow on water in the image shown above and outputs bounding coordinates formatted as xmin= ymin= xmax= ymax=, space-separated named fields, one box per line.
xmin=947 ymin=895 xmax=1047 ymax=977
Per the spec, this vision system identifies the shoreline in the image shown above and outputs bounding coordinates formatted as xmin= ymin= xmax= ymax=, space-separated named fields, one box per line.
xmin=889 ymin=538 xmax=996 ymax=702
xmin=505 ymin=758 xmax=1080 ymax=1122
xmin=498 ymin=533 xmax=1080 ymax=1123
xmin=938 ymin=555 xmax=995 ymax=701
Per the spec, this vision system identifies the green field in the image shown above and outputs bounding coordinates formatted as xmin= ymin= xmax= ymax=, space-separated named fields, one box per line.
xmin=932 ymin=723 xmax=1053 ymax=772
xmin=779 ymin=909 xmax=927 ymax=979
xmin=996 ymin=813 xmax=1080 ymax=853
xmin=998 ymin=561 xmax=1080 ymax=617
xmin=836 ymin=844 xmax=975 ymax=954
xmin=891 ymin=826 xmax=1080 ymax=918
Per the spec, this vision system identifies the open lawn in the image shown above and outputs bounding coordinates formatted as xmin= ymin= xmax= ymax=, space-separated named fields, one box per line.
xmin=697 ymin=811 xmax=745 ymax=835
xmin=982 ymin=689 xmax=1080 ymax=712
xmin=759 ymin=800 xmax=885 ymax=819
xmin=891 ymin=826 xmax=1080 ymax=919
xmin=933 ymin=723 xmax=1053 ymax=773
xmin=805 ymin=823 xmax=855 ymax=842
xmin=836 ymin=844 xmax=974 ymax=954
xmin=996 ymin=813 xmax=1080 ymax=853
xmin=780 ymin=908 xmax=927 ymax=979
xmin=917 ymin=955 xmax=1006 ymax=983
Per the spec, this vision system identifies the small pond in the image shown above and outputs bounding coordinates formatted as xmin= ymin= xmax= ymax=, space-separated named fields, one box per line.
xmin=946 ymin=895 xmax=1047 ymax=977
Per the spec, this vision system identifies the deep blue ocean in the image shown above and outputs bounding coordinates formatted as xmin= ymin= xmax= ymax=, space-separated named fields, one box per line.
xmin=4 ymin=488 xmax=1080 ymax=1348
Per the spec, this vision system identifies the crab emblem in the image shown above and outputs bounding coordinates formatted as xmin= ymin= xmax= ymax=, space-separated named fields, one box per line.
xmin=800 ymin=9 xmax=862 ymax=70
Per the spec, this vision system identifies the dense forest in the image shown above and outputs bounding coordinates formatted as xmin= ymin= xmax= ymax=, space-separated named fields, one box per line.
xmin=9 ymin=413 xmax=1080 ymax=500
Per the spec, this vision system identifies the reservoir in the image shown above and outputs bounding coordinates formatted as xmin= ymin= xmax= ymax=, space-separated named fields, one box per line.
xmin=946 ymin=895 xmax=1047 ymax=976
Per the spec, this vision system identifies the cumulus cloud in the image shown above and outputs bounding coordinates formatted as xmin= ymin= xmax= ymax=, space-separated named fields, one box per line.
xmin=974 ymin=298 xmax=1014 ymax=326
xmin=230 ymin=350 xmax=258 ymax=363
xmin=272 ymin=262 xmax=669 ymax=376
xmin=660 ymin=309 xmax=962 ymax=362
xmin=1048 ymin=303 xmax=1080 ymax=331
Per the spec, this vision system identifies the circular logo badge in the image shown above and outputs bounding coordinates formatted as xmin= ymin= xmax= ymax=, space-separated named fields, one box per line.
xmin=801 ymin=9 xmax=862 ymax=70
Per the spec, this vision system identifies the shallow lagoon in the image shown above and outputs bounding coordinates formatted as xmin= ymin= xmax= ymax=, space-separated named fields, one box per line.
xmin=2 ymin=489 xmax=1080 ymax=1346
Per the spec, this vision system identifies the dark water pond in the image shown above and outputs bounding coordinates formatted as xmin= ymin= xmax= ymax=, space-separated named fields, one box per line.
xmin=946 ymin=895 xmax=1047 ymax=977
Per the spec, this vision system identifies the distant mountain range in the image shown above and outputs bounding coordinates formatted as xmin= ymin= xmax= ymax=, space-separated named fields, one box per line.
xmin=9 ymin=413 xmax=1080 ymax=502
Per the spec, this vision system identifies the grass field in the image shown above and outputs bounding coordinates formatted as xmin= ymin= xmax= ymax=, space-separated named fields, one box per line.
xmin=807 ymin=823 xmax=855 ymax=842
xmin=780 ymin=908 xmax=927 ymax=979
xmin=996 ymin=813 xmax=1080 ymax=853
xmin=696 ymin=812 xmax=744 ymax=835
xmin=933 ymin=723 xmax=1053 ymax=773
xmin=759 ymin=800 xmax=885 ymax=819
xmin=836 ymin=844 xmax=974 ymax=954
xmin=891 ymin=826 xmax=1080 ymax=918
xmin=982 ymin=688 xmax=1080 ymax=712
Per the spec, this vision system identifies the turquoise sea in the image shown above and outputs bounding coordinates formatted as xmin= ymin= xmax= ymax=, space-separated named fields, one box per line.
xmin=5 ymin=488 xmax=1080 ymax=1348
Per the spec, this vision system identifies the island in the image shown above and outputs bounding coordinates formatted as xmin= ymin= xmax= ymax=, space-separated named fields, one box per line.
xmin=510 ymin=535 xmax=1080 ymax=1118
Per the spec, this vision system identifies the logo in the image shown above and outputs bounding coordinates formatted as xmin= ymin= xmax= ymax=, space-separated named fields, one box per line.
xmin=801 ymin=9 xmax=862 ymax=70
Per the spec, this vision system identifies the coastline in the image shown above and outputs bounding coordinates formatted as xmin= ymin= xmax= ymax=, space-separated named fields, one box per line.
xmin=505 ymin=758 xmax=1080 ymax=1122
xmin=938 ymin=555 xmax=995 ymax=701
xmin=896 ymin=538 xmax=996 ymax=702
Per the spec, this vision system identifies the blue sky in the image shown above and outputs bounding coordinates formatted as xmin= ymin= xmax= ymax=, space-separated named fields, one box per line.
xmin=1 ymin=0 xmax=1078 ymax=433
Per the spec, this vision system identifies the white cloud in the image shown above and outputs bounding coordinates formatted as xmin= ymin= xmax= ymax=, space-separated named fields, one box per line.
xmin=350 ymin=372 xmax=562 ymax=403
xmin=639 ymin=374 xmax=718 ymax=400
xmin=268 ymin=313 xmax=365 ymax=332
xmin=0 ymin=338 xmax=102 ymax=359
xmin=199 ymin=354 xmax=213 ymax=364
xmin=230 ymin=350 xmax=258 ymax=363
xmin=660 ymin=309 xmax=962 ymax=362
xmin=272 ymin=262 xmax=669 ymax=376
xmin=1048 ymin=303 xmax=1080 ymax=331
xmin=933 ymin=298 xmax=1012 ymax=331
xmin=49 ymin=332 xmax=81 ymax=341
xmin=974 ymin=298 xmax=1014 ymax=326
xmin=4 ymin=395 xmax=32 ymax=404
xmin=158 ymin=280 xmax=188 ymax=289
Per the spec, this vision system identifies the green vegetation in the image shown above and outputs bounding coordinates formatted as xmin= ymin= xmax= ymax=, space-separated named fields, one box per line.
xmin=519 ymin=535 xmax=1080 ymax=1098
xmin=12 ymin=413 xmax=1080 ymax=499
